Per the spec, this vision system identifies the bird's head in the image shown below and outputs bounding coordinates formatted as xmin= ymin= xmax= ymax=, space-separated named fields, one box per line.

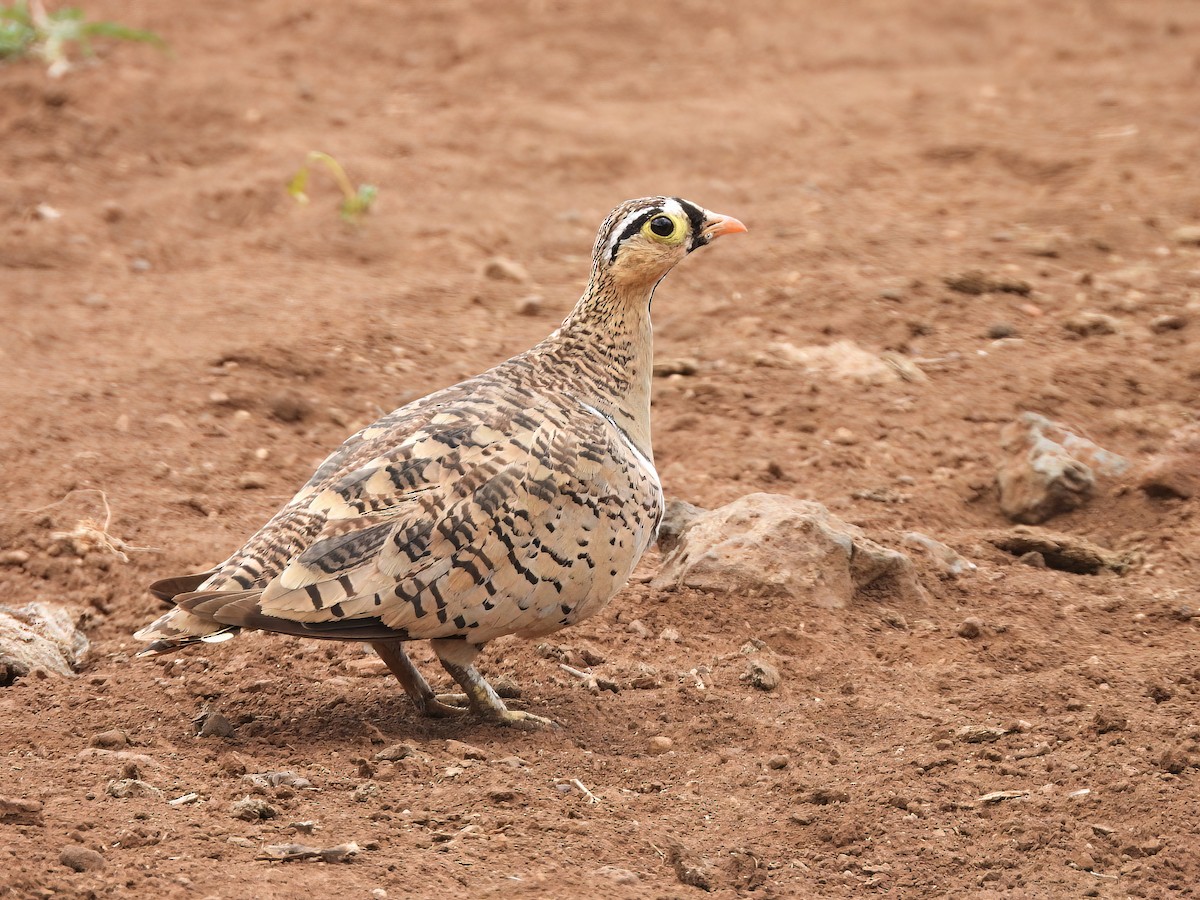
xmin=592 ymin=197 xmax=747 ymax=288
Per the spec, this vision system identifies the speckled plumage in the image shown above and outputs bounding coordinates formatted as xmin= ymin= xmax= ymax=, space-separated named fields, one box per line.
xmin=135 ymin=197 xmax=745 ymax=727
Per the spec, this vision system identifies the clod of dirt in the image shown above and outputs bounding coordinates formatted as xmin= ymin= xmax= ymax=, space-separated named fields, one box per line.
xmin=652 ymin=357 xmax=699 ymax=377
xmin=268 ymin=392 xmax=313 ymax=423
xmin=996 ymin=413 xmax=1129 ymax=524
xmin=955 ymin=725 xmax=1007 ymax=743
xmin=666 ymin=842 xmax=715 ymax=892
xmin=1149 ymin=313 xmax=1187 ymax=333
xmin=1169 ymin=225 xmax=1200 ymax=245
xmin=903 ymin=532 xmax=976 ymax=577
xmin=1091 ymin=711 xmax=1128 ymax=734
xmin=755 ymin=340 xmax=926 ymax=385
xmin=956 ymin=618 xmax=984 ymax=639
xmin=986 ymin=322 xmax=1018 ymax=339
xmin=0 ymin=602 xmax=89 ymax=684
xmin=514 ymin=294 xmax=543 ymax=316
xmin=258 ymin=841 xmax=360 ymax=863
xmin=744 ymin=659 xmax=781 ymax=692
xmin=943 ymin=270 xmax=1031 ymax=296
xmin=647 ymin=736 xmax=674 ymax=755
xmin=446 ymin=739 xmax=486 ymax=760
xmin=481 ymin=257 xmax=529 ymax=282
xmin=986 ymin=527 xmax=1131 ymax=575
xmin=375 ymin=743 xmax=417 ymax=762
xmin=106 ymin=778 xmax=164 ymax=800
xmin=1063 ymin=311 xmax=1119 ymax=337
xmin=807 ymin=787 xmax=850 ymax=805
xmin=653 ymin=493 xmax=924 ymax=608
xmin=230 ymin=795 xmax=279 ymax=820
xmin=89 ymin=729 xmax=128 ymax=750
xmin=60 ymin=845 xmax=105 ymax=873
xmin=195 ymin=710 xmax=235 ymax=739
xmin=0 ymin=796 xmax=44 ymax=824
xmin=1138 ymin=423 xmax=1200 ymax=500
xmin=1158 ymin=748 xmax=1195 ymax=775
xmin=593 ymin=866 xmax=640 ymax=885
xmin=767 ymin=754 xmax=790 ymax=770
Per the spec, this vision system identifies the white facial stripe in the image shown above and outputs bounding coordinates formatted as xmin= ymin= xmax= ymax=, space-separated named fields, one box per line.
xmin=604 ymin=198 xmax=693 ymax=260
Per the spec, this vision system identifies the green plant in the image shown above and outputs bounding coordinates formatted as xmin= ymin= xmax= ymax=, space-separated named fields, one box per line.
xmin=287 ymin=151 xmax=378 ymax=224
xmin=0 ymin=0 xmax=164 ymax=76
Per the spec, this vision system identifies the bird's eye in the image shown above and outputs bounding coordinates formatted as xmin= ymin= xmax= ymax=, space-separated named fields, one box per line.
xmin=648 ymin=215 xmax=675 ymax=238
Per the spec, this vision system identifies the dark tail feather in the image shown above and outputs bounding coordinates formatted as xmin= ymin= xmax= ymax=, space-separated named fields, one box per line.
xmin=149 ymin=570 xmax=219 ymax=604
xmin=177 ymin=589 xmax=410 ymax=642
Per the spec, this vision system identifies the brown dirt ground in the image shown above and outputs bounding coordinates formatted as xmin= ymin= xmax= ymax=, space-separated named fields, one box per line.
xmin=2 ymin=1 xmax=1200 ymax=897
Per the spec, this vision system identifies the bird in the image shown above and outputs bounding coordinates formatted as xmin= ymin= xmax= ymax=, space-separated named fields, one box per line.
xmin=134 ymin=196 xmax=746 ymax=729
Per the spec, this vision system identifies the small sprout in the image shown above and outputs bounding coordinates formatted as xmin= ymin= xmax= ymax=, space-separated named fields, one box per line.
xmin=0 ymin=1 xmax=166 ymax=77
xmin=288 ymin=151 xmax=377 ymax=223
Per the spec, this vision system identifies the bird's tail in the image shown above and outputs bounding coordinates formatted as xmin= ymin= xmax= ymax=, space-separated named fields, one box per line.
xmin=134 ymin=569 xmax=240 ymax=655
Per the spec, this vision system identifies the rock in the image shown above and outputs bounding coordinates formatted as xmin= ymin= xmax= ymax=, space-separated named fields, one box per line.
xmin=1149 ymin=314 xmax=1187 ymax=333
xmin=658 ymin=627 xmax=682 ymax=643
xmin=652 ymin=493 xmax=925 ymax=609
xmin=1094 ymin=264 xmax=1158 ymax=293
xmin=767 ymin=754 xmax=790 ymax=770
xmin=647 ymin=736 xmax=674 ymax=755
xmin=482 ymin=257 xmax=529 ymax=282
xmin=1063 ymin=312 xmax=1119 ymax=337
xmin=268 ymin=392 xmax=312 ymax=423
xmin=756 ymin=340 xmax=926 ymax=385
xmin=902 ymin=532 xmax=976 ymax=577
xmin=655 ymin=499 xmax=707 ymax=554
xmin=830 ymin=426 xmax=858 ymax=445
xmin=956 ymin=618 xmax=984 ymax=639
xmin=106 ymin=778 xmax=164 ymax=800
xmin=943 ymin=270 xmax=1031 ymax=296
xmin=60 ymin=845 xmax=105 ymax=872
xmin=1170 ymin=225 xmax=1200 ymax=246
xmin=89 ymin=730 xmax=128 ymax=750
xmin=652 ymin=357 xmax=699 ymax=377
xmin=666 ymin=842 xmax=715 ymax=892
xmin=0 ymin=550 xmax=30 ymax=566
xmin=514 ymin=294 xmax=543 ymax=316
xmin=258 ymin=841 xmax=360 ymax=863
xmin=987 ymin=527 xmax=1131 ymax=574
xmin=1092 ymin=711 xmax=1128 ymax=734
xmin=986 ymin=322 xmax=1018 ymax=339
xmin=196 ymin=710 xmax=235 ymax=738
xmin=0 ymin=796 xmax=43 ymax=824
xmin=446 ymin=739 xmax=486 ymax=760
xmin=242 ymin=771 xmax=313 ymax=791
xmin=745 ymin=659 xmax=781 ymax=691
xmin=1138 ymin=424 xmax=1200 ymax=500
xmin=0 ymin=602 xmax=89 ymax=682
xmin=593 ymin=866 xmax=640 ymax=885
xmin=230 ymin=795 xmax=278 ymax=820
xmin=238 ymin=472 xmax=268 ymax=490
xmin=996 ymin=413 xmax=1129 ymax=524
xmin=955 ymin=724 xmax=1006 ymax=743
xmin=375 ymin=743 xmax=417 ymax=762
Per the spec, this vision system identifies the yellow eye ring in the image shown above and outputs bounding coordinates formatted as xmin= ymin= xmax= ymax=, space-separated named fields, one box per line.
xmin=642 ymin=212 xmax=685 ymax=245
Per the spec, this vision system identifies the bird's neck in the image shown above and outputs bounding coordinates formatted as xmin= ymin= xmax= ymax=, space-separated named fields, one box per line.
xmin=543 ymin=271 xmax=656 ymax=459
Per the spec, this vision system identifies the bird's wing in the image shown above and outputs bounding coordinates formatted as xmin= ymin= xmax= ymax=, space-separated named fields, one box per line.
xmin=175 ymin=400 xmax=658 ymax=643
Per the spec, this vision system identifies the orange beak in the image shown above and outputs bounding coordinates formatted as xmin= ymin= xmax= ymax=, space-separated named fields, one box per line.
xmin=700 ymin=213 xmax=748 ymax=241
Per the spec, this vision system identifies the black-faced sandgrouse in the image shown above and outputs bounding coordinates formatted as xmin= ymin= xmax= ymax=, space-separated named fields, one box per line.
xmin=135 ymin=197 xmax=746 ymax=728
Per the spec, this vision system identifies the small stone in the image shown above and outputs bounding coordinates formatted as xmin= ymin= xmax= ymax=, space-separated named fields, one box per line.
xmin=238 ymin=472 xmax=268 ymax=490
xmin=746 ymin=659 xmax=781 ymax=691
xmin=0 ymin=550 xmax=30 ymax=566
xmin=624 ymin=619 xmax=651 ymax=638
xmin=956 ymin=618 xmax=983 ymax=639
xmin=129 ymin=257 xmax=152 ymax=273
xmin=830 ymin=427 xmax=858 ymax=445
xmin=196 ymin=710 xmax=235 ymax=738
xmin=1063 ymin=312 xmax=1118 ymax=337
xmin=80 ymin=292 xmax=108 ymax=309
xmin=652 ymin=357 xmax=699 ymax=377
xmin=1018 ymin=551 xmax=1047 ymax=568
xmin=1169 ymin=225 xmax=1200 ymax=246
xmin=1092 ymin=711 xmax=1128 ymax=734
xmin=375 ymin=743 xmax=416 ymax=762
xmin=658 ymin=627 xmax=681 ymax=643
xmin=647 ymin=736 xmax=674 ymax=755
xmin=482 ymin=257 xmax=529 ymax=282
xmin=1158 ymin=748 xmax=1193 ymax=775
xmin=767 ymin=754 xmax=790 ymax=770
xmin=100 ymin=200 xmax=124 ymax=223
xmin=1149 ymin=314 xmax=1187 ymax=333
xmin=514 ymin=294 xmax=543 ymax=316
xmin=944 ymin=270 xmax=1031 ymax=296
xmin=593 ymin=866 xmax=640 ymax=885
xmin=89 ymin=730 xmax=128 ymax=750
xmin=493 ymin=755 xmax=528 ymax=769
xmin=986 ymin=322 xmax=1018 ymax=339
xmin=105 ymin=778 xmax=163 ymax=799
xmin=230 ymin=795 xmax=278 ymax=821
xmin=60 ymin=845 xmax=105 ymax=872
xmin=268 ymin=392 xmax=312 ymax=423
xmin=446 ymin=739 xmax=486 ymax=761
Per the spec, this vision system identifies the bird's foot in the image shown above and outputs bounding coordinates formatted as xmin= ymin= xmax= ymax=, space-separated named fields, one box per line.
xmin=488 ymin=708 xmax=561 ymax=731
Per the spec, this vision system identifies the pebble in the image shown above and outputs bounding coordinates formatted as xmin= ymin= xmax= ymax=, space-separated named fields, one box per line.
xmin=767 ymin=754 xmax=790 ymax=770
xmin=100 ymin=200 xmax=124 ymax=222
xmin=647 ymin=736 xmax=674 ymax=755
xmin=986 ymin=322 xmax=1018 ymax=339
xmin=0 ymin=550 xmax=30 ymax=566
xmin=375 ymin=742 xmax=417 ymax=762
xmin=514 ymin=294 xmax=543 ymax=316
xmin=238 ymin=472 xmax=267 ymax=490
xmin=482 ymin=257 xmax=529 ymax=282
xmin=1170 ymin=225 xmax=1200 ymax=246
xmin=129 ymin=257 xmax=152 ymax=273
xmin=89 ymin=729 xmax=128 ymax=750
xmin=197 ymin=711 xmax=235 ymax=738
xmin=830 ymin=426 xmax=858 ymax=445
xmin=956 ymin=618 xmax=984 ymax=639
xmin=268 ymin=392 xmax=313 ymax=423
xmin=60 ymin=845 xmax=105 ymax=872
xmin=446 ymin=739 xmax=486 ymax=760
xmin=593 ymin=866 xmax=640 ymax=885
xmin=1149 ymin=313 xmax=1187 ymax=333
xmin=624 ymin=619 xmax=651 ymax=638
xmin=658 ymin=627 xmax=682 ymax=643
xmin=652 ymin=357 xmax=699 ymax=377
xmin=105 ymin=779 xmax=163 ymax=799
xmin=746 ymin=659 xmax=781 ymax=691
xmin=230 ymin=795 xmax=278 ymax=820
xmin=1063 ymin=312 xmax=1119 ymax=337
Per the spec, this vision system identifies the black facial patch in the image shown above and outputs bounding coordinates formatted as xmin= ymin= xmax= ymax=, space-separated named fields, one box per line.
xmin=675 ymin=198 xmax=708 ymax=252
xmin=610 ymin=208 xmax=660 ymax=262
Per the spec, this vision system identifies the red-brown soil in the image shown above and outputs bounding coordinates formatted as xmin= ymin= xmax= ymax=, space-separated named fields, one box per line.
xmin=2 ymin=1 xmax=1200 ymax=897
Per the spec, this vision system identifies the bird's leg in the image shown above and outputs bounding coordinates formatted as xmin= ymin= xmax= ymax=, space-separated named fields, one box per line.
xmin=430 ymin=638 xmax=559 ymax=731
xmin=370 ymin=640 xmax=469 ymax=718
